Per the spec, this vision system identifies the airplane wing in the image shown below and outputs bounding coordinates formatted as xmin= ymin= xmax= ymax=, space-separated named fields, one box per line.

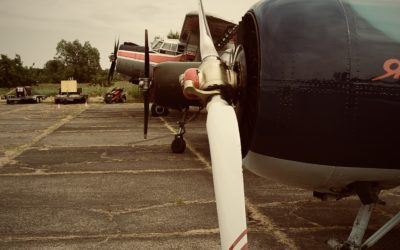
xmin=179 ymin=11 xmax=238 ymax=55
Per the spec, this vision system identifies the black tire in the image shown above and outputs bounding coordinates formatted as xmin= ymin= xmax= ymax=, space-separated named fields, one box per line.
xmin=117 ymin=95 xmax=124 ymax=103
xmin=151 ymin=104 xmax=168 ymax=117
xmin=151 ymin=103 xmax=159 ymax=117
xmin=104 ymin=94 xmax=113 ymax=104
xmin=171 ymin=137 xmax=186 ymax=154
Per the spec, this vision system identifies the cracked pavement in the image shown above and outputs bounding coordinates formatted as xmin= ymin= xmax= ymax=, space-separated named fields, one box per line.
xmin=0 ymin=102 xmax=399 ymax=249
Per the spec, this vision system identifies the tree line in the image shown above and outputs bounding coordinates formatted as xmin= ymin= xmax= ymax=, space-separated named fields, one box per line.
xmin=0 ymin=39 xmax=109 ymax=88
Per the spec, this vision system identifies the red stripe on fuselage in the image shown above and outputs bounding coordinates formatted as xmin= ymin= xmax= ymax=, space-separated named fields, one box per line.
xmin=117 ymin=50 xmax=184 ymax=64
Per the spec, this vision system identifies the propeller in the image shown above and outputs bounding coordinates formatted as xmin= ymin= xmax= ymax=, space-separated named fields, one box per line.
xmin=181 ymin=0 xmax=248 ymax=248
xmin=198 ymin=0 xmax=218 ymax=60
xmin=143 ymin=29 xmax=150 ymax=139
xmin=207 ymin=95 xmax=248 ymax=249
xmin=108 ymin=38 xmax=119 ymax=84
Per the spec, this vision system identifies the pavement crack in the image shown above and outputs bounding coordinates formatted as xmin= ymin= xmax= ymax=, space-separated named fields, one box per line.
xmin=286 ymin=225 xmax=349 ymax=233
xmin=98 ymin=236 xmax=110 ymax=245
xmin=19 ymin=166 xmax=37 ymax=172
xmin=0 ymin=168 xmax=206 ymax=177
xmin=258 ymin=199 xmax=317 ymax=208
xmin=121 ymin=200 xmax=215 ymax=214
xmin=100 ymin=151 xmax=123 ymax=162
xmin=86 ymin=208 xmax=121 ymax=234
xmin=287 ymin=202 xmax=323 ymax=228
xmin=0 ymin=229 xmax=220 ymax=243
xmin=88 ymin=200 xmax=215 ymax=216
xmin=87 ymin=208 xmax=115 ymax=221
xmin=259 ymin=200 xmax=323 ymax=228
xmin=246 ymin=199 xmax=299 ymax=250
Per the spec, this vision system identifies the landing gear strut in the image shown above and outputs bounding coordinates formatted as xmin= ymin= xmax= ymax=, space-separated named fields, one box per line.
xmin=171 ymin=108 xmax=188 ymax=154
xmin=328 ymin=186 xmax=400 ymax=249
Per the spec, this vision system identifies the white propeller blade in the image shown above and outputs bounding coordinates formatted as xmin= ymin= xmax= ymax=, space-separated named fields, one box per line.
xmin=198 ymin=0 xmax=218 ymax=59
xmin=195 ymin=0 xmax=248 ymax=248
xmin=207 ymin=95 xmax=248 ymax=249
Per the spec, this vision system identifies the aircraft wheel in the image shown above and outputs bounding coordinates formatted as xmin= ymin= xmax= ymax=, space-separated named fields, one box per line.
xmin=151 ymin=104 xmax=159 ymax=117
xmin=151 ymin=104 xmax=169 ymax=117
xmin=171 ymin=136 xmax=186 ymax=154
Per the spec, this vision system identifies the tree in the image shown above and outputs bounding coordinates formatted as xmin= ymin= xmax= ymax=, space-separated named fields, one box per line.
xmin=43 ymin=59 xmax=66 ymax=83
xmin=0 ymin=54 xmax=33 ymax=87
xmin=167 ymin=30 xmax=180 ymax=39
xmin=55 ymin=39 xmax=101 ymax=83
xmin=92 ymin=69 xmax=110 ymax=86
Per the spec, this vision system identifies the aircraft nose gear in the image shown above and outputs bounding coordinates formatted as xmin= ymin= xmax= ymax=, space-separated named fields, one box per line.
xmin=170 ymin=107 xmax=202 ymax=154
xmin=171 ymin=108 xmax=188 ymax=154
xmin=171 ymin=132 xmax=186 ymax=154
xmin=328 ymin=184 xmax=400 ymax=249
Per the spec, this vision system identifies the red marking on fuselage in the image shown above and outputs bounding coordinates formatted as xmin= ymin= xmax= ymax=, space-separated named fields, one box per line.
xmin=372 ymin=58 xmax=400 ymax=81
xmin=117 ymin=50 xmax=185 ymax=64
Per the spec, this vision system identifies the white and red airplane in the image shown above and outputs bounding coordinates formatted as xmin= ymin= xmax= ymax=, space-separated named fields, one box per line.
xmin=107 ymin=11 xmax=237 ymax=84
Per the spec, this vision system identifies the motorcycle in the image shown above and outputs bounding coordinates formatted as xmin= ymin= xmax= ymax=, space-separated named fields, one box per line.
xmin=104 ymin=87 xmax=126 ymax=104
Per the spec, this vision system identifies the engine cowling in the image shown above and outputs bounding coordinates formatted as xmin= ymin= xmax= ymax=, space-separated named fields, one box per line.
xmin=239 ymin=0 xmax=400 ymax=168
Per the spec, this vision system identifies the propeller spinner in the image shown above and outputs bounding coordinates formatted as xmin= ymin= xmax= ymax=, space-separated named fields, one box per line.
xmin=180 ymin=0 xmax=248 ymax=248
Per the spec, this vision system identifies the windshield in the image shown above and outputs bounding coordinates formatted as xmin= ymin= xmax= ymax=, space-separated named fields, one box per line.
xmin=152 ymin=41 xmax=162 ymax=50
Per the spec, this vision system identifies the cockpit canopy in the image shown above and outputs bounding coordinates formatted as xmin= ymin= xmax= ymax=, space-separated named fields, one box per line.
xmin=151 ymin=38 xmax=185 ymax=55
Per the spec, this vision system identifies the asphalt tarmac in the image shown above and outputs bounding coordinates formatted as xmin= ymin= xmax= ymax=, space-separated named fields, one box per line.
xmin=0 ymin=102 xmax=399 ymax=249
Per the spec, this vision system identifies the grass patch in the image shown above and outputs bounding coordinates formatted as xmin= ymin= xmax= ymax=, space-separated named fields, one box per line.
xmin=31 ymin=83 xmax=60 ymax=96
xmin=0 ymin=81 xmax=143 ymax=102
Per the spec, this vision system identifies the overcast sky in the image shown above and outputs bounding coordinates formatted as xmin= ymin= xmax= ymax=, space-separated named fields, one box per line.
xmin=0 ymin=0 xmax=260 ymax=69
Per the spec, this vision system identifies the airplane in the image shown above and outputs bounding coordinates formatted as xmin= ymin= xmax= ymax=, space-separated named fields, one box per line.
xmin=135 ymin=0 xmax=400 ymax=249
xmin=107 ymin=37 xmax=183 ymax=117
xmin=107 ymin=12 xmax=239 ymax=152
